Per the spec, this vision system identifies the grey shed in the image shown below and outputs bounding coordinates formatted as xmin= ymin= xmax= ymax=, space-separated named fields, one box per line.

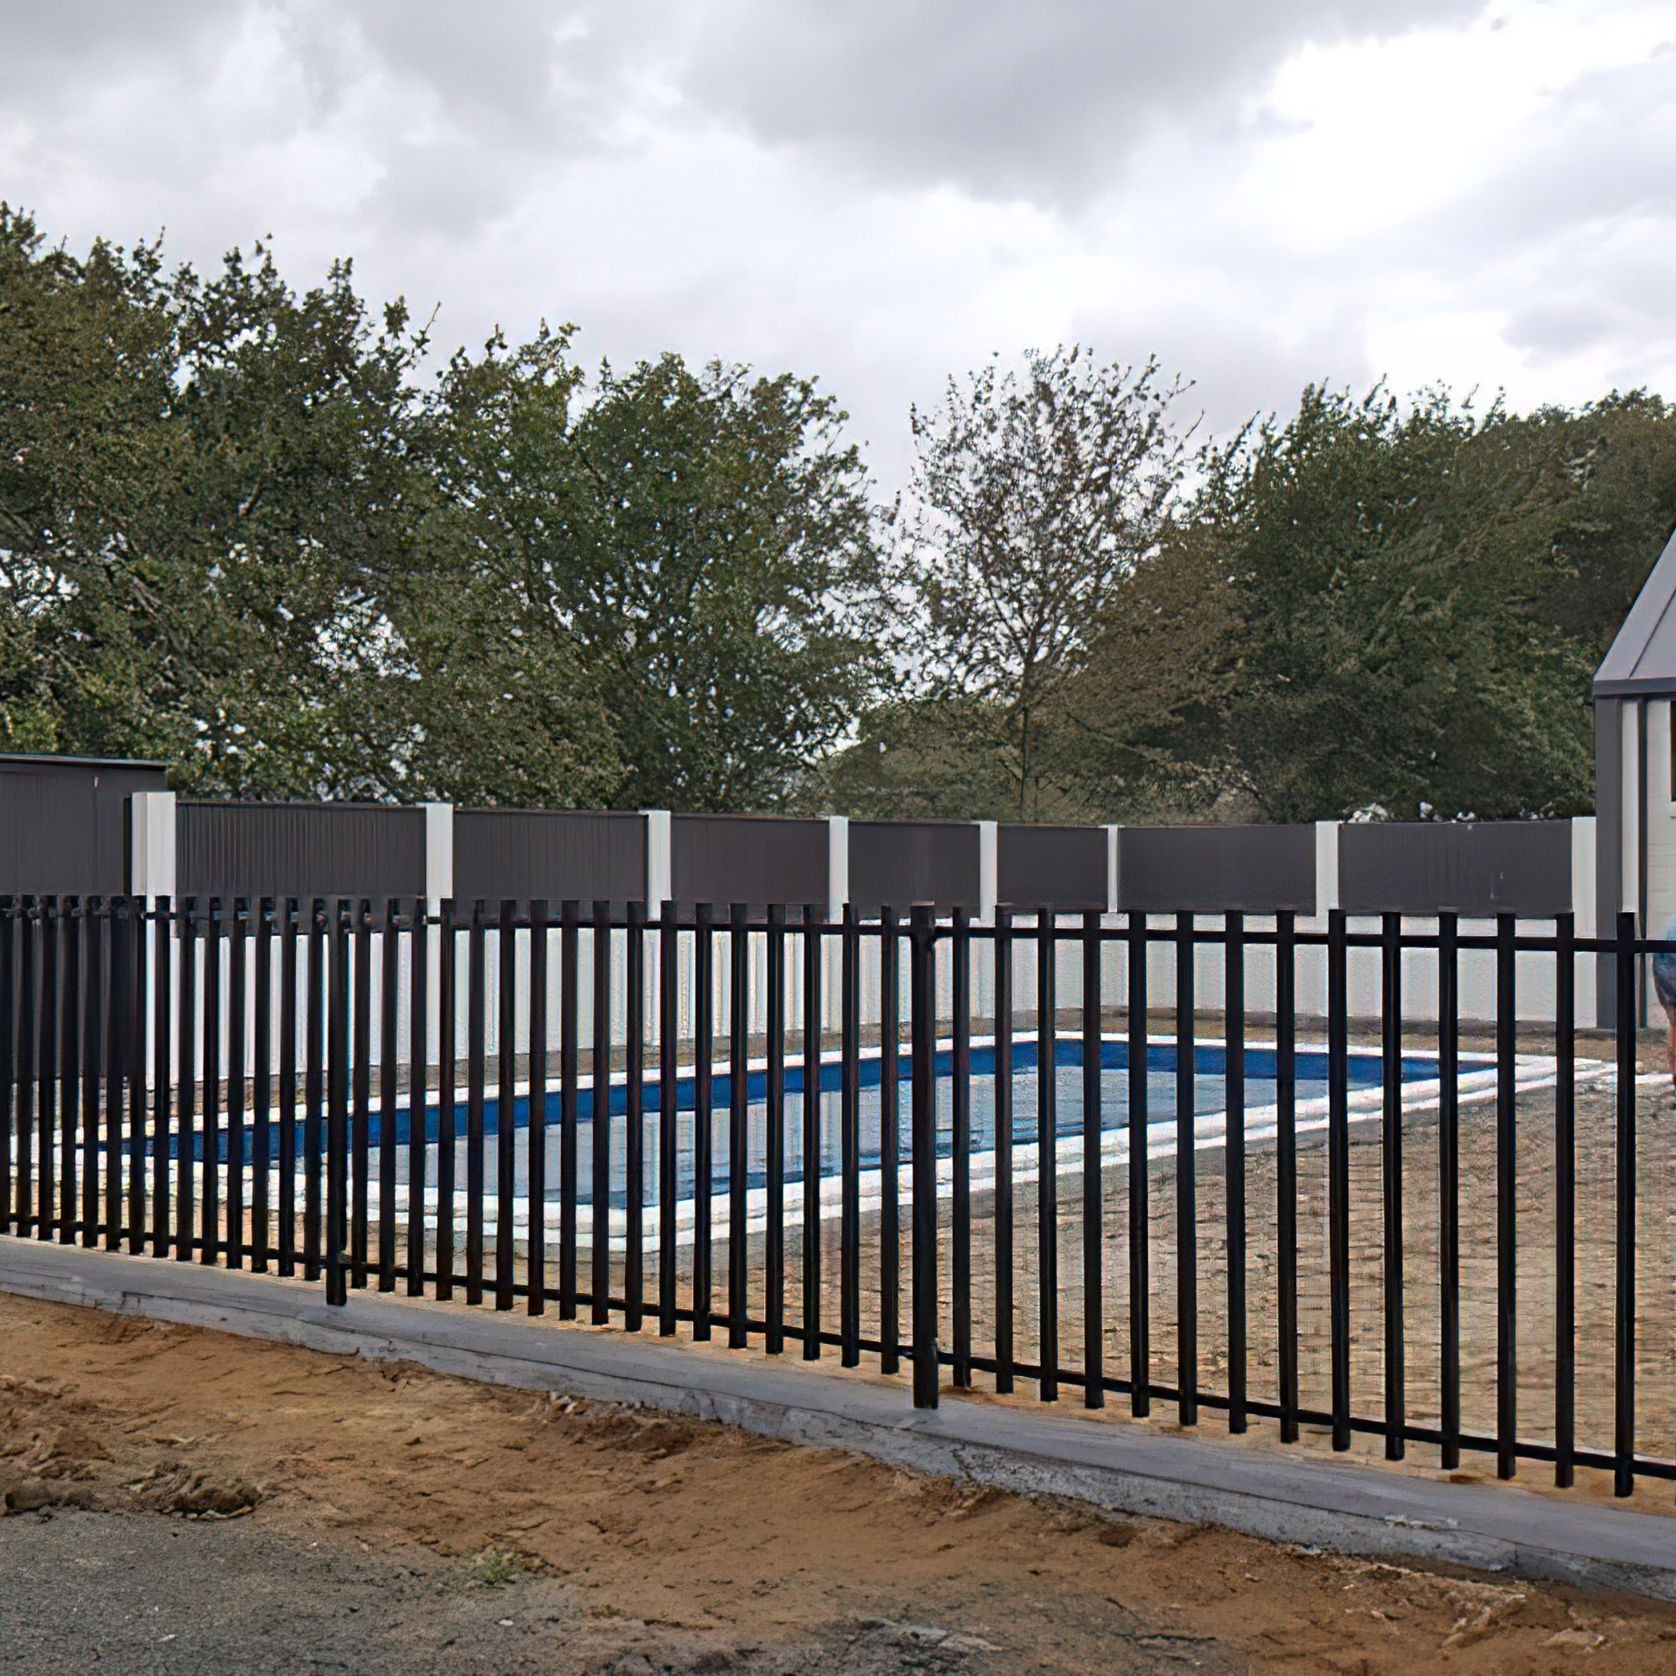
xmin=1595 ymin=527 xmax=1676 ymax=1023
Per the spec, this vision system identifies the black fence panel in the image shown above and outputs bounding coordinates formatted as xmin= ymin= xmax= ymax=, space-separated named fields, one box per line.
xmin=997 ymin=824 xmax=1106 ymax=910
xmin=4 ymin=894 xmax=1667 ymax=1503
xmin=1338 ymin=820 xmax=1573 ymax=916
xmin=453 ymin=809 xmax=645 ymax=905
xmin=1118 ymin=824 xmax=1316 ymax=913
xmin=178 ymin=803 xmax=424 ymax=900
xmin=671 ymin=815 xmax=826 ymax=915
xmin=849 ymin=820 xmax=980 ymax=914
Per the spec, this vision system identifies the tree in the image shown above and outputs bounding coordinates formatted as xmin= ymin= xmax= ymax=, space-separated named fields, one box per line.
xmin=394 ymin=325 xmax=622 ymax=807
xmin=0 ymin=205 xmax=430 ymax=797
xmin=1198 ymin=384 xmax=1608 ymax=821
xmin=890 ymin=347 xmax=1191 ymax=819
xmin=558 ymin=356 xmax=887 ymax=810
xmin=1051 ymin=526 xmax=1236 ymax=817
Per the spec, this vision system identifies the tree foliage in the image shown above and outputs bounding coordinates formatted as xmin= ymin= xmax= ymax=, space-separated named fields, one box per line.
xmin=880 ymin=348 xmax=1190 ymax=819
xmin=0 ymin=208 xmax=885 ymax=808
xmin=4 ymin=208 xmax=1674 ymax=822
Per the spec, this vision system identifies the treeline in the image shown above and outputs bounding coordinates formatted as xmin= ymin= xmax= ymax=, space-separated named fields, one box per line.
xmin=3 ymin=208 xmax=1673 ymax=822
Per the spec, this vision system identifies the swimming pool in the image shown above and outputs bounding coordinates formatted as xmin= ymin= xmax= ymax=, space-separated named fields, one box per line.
xmin=158 ymin=1036 xmax=1495 ymax=1214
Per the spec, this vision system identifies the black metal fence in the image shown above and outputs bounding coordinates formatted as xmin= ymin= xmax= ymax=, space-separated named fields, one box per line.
xmin=0 ymin=894 xmax=1665 ymax=1498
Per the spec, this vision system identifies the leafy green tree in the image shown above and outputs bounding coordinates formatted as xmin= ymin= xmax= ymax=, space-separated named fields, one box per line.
xmin=807 ymin=694 xmax=1022 ymax=820
xmin=1 ymin=213 xmax=884 ymax=812
xmin=889 ymin=347 xmax=1190 ymax=819
xmin=559 ymin=356 xmax=886 ymax=810
xmin=0 ymin=205 xmax=428 ymax=796
xmin=1050 ymin=526 xmax=1236 ymax=818
xmin=1199 ymin=384 xmax=1607 ymax=821
xmin=1503 ymin=392 xmax=1676 ymax=658
xmin=395 ymin=325 xmax=622 ymax=807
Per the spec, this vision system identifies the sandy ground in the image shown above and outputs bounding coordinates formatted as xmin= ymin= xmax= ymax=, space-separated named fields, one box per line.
xmin=611 ymin=1062 xmax=1676 ymax=1495
xmin=6 ymin=1295 xmax=1676 ymax=1672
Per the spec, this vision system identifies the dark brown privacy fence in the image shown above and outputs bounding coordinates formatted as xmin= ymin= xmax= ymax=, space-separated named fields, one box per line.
xmin=178 ymin=802 xmax=426 ymax=900
xmin=848 ymin=820 xmax=982 ymax=913
xmin=0 ymin=757 xmax=167 ymax=896
xmin=998 ymin=825 xmax=1106 ymax=911
xmin=1 ymin=892 xmax=1667 ymax=1499
xmin=1339 ymin=821 xmax=1574 ymax=917
xmin=454 ymin=810 xmax=645 ymax=905
xmin=0 ymin=756 xmax=1595 ymax=934
xmin=671 ymin=815 xmax=828 ymax=916
xmin=1117 ymin=824 xmax=1317 ymax=913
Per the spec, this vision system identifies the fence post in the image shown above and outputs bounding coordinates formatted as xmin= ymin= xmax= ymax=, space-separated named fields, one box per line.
xmin=130 ymin=791 xmax=177 ymax=900
xmin=909 ymin=904 xmax=939 ymax=1409
xmin=1554 ymin=910 xmax=1576 ymax=1489
xmin=841 ymin=901 xmax=862 ymax=1367
xmin=1081 ymin=907 xmax=1104 ymax=1410
xmin=1381 ymin=911 xmax=1405 ymax=1462
xmin=825 ymin=817 xmax=849 ymax=923
xmin=657 ymin=900 xmax=678 ymax=1337
xmin=422 ymin=802 xmax=454 ymax=905
xmin=1495 ymin=912 xmax=1517 ymax=1479
xmin=325 ymin=898 xmax=350 ymax=1307
xmin=1326 ymin=906 xmax=1351 ymax=1451
xmin=949 ymin=907 xmax=972 ymax=1387
xmin=729 ymin=901 xmax=751 ymax=1350
xmin=643 ymin=811 xmax=672 ymax=910
xmin=1613 ymin=909 xmax=1637 ymax=1496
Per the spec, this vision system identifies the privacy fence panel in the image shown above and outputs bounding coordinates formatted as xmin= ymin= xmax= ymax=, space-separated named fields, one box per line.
xmin=1338 ymin=821 xmax=1573 ymax=917
xmin=997 ymin=824 xmax=1107 ymax=911
xmin=453 ymin=810 xmax=646 ymax=906
xmin=0 ymin=756 xmax=166 ymax=895
xmin=178 ymin=803 xmax=425 ymax=900
xmin=671 ymin=815 xmax=827 ymax=916
xmin=849 ymin=821 xmax=982 ymax=915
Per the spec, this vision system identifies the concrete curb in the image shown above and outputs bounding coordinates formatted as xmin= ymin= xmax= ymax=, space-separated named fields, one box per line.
xmin=5 ymin=1236 xmax=1675 ymax=1602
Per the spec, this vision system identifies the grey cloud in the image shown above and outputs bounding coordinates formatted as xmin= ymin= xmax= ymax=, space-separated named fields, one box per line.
xmin=672 ymin=0 xmax=1491 ymax=205
xmin=1429 ymin=56 xmax=1675 ymax=253
xmin=0 ymin=0 xmax=223 ymax=91
xmin=1394 ymin=53 xmax=1676 ymax=370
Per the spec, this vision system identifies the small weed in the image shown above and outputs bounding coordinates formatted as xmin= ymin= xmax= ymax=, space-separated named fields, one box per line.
xmin=466 ymin=1545 xmax=540 ymax=1589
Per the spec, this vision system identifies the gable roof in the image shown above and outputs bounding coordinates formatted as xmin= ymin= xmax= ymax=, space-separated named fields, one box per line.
xmin=1596 ymin=529 xmax=1676 ymax=697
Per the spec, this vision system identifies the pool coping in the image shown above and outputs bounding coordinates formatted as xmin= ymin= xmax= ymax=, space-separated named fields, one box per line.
xmin=4 ymin=1235 xmax=1675 ymax=1605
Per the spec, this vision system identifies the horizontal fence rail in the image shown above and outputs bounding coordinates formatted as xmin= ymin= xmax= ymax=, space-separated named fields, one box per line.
xmin=1 ymin=893 xmax=1671 ymax=1498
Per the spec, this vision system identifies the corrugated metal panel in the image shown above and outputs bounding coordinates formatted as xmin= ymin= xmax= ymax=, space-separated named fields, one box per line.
xmin=453 ymin=809 xmax=646 ymax=905
xmin=1339 ymin=821 xmax=1573 ymax=916
xmin=0 ymin=756 xmax=168 ymax=894
xmin=997 ymin=824 xmax=1106 ymax=909
xmin=849 ymin=820 xmax=981 ymax=913
xmin=177 ymin=802 xmax=425 ymax=899
xmin=672 ymin=814 xmax=826 ymax=913
xmin=1118 ymin=825 xmax=1317 ymax=913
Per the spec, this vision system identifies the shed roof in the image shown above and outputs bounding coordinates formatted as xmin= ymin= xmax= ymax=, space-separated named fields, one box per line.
xmin=1596 ymin=529 xmax=1676 ymax=698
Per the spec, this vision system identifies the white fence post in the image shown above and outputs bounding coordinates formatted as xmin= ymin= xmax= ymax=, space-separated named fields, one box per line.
xmin=1314 ymin=820 xmax=1341 ymax=917
xmin=422 ymin=801 xmax=453 ymax=902
xmin=976 ymin=820 xmax=997 ymax=924
xmin=129 ymin=789 xmax=177 ymax=900
xmin=825 ymin=815 xmax=849 ymax=920
xmin=644 ymin=810 xmax=672 ymax=909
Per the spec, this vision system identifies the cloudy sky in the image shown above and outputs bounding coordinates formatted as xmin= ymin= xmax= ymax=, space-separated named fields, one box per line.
xmin=2 ymin=0 xmax=1671 ymax=482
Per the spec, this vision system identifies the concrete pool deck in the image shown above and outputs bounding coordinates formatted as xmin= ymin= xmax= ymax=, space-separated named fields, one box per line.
xmin=5 ymin=1234 xmax=1676 ymax=1605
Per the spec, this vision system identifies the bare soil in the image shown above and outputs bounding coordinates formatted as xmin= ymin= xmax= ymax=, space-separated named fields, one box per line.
xmin=4 ymin=1293 xmax=1676 ymax=1672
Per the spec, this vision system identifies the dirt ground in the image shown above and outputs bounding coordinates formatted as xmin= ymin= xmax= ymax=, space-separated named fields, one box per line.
xmin=4 ymin=1295 xmax=1676 ymax=1673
